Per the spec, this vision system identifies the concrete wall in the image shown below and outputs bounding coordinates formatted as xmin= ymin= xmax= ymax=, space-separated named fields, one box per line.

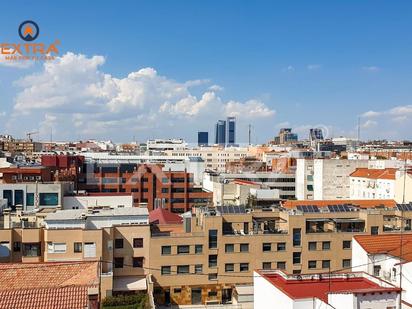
xmin=63 ymin=195 xmax=133 ymax=209
xmin=253 ymin=271 xmax=293 ymax=309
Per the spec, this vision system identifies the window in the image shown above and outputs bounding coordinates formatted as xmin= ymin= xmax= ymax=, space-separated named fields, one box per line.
xmin=161 ymin=266 xmax=171 ymax=275
xmin=74 ymin=242 xmax=82 ymax=253
xmin=293 ymin=229 xmax=301 ymax=246
xmin=308 ymin=242 xmax=317 ymax=251
xmin=133 ymin=257 xmax=144 ymax=268
xmin=208 ymin=291 xmax=218 ymax=297
xmin=240 ymin=243 xmax=249 ymax=252
xmin=371 ymin=226 xmax=379 ymax=235
xmin=262 ymin=262 xmax=271 ymax=270
xmin=26 ymin=193 xmax=34 ymax=206
xmin=209 ymin=255 xmax=218 ymax=268
xmin=13 ymin=242 xmax=21 ymax=252
xmin=48 ymin=242 xmax=66 ymax=253
xmin=225 ymin=244 xmax=234 ymax=253
xmin=84 ymin=242 xmax=96 ymax=258
xmin=161 ymin=188 xmax=169 ymax=193
xmin=209 ymin=230 xmax=218 ymax=249
xmin=262 ymin=243 xmax=271 ymax=252
xmin=14 ymin=190 xmax=24 ymax=205
xmin=39 ymin=193 xmax=58 ymax=206
xmin=195 ymin=244 xmax=203 ymax=254
xmin=293 ymin=252 xmax=301 ymax=264
xmin=277 ymin=262 xmax=286 ymax=270
xmin=177 ymin=245 xmax=190 ymax=254
xmin=343 ymin=240 xmax=351 ymax=249
xmin=293 ymin=269 xmax=301 ymax=274
xmin=240 ymin=263 xmax=249 ymax=272
xmin=195 ymin=264 xmax=203 ymax=273
xmin=115 ymin=238 xmax=124 ymax=249
xmin=0 ymin=242 xmax=10 ymax=257
xmin=225 ymin=263 xmax=234 ymax=272
xmin=208 ymin=273 xmax=218 ymax=280
xmin=373 ymin=265 xmax=381 ymax=277
xmin=174 ymin=288 xmax=181 ymax=294
xmin=322 ymin=241 xmax=331 ymax=250
xmin=277 ymin=242 xmax=286 ymax=251
xmin=308 ymin=260 xmax=317 ymax=269
xmin=114 ymin=257 xmax=124 ymax=268
xmin=133 ymin=238 xmax=143 ymax=248
xmin=162 ymin=246 xmax=171 ymax=255
xmin=177 ymin=265 xmax=189 ymax=274
xmin=342 ymin=259 xmax=351 ymax=268
xmin=322 ymin=260 xmax=331 ymax=269
xmin=3 ymin=190 xmax=12 ymax=207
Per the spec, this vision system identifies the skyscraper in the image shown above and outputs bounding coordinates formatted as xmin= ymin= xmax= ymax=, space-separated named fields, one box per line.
xmin=309 ymin=128 xmax=324 ymax=142
xmin=215 ymin=120 xmax=226 ymax=146
xmin=226 ymin=117 xmax=236 ymax=146
xmin=198 ymin=131 xmax=208 ymax=146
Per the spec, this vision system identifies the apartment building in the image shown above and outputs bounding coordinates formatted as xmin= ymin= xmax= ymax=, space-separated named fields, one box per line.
xmin=164 ymin=146 xmax=249 ymax=172
xmin=2 ymin=139 xmax=42 ymax=154
xmin=204 ymin=171 xmax=295 ymax=200
xmin=80 ymin=163 xmax=212 ymax=212
xmin=350 ymin=168 xmax=397 ymax=200
xmin=148 ymin=200 xmax=412 ymax=305
xmin=295 ymin=159 xmax=314 ymax=200
xmin=313 ymin=159 xmax=368 ymax=200
xmin=0 ymin=207 xmax=151 ymax=298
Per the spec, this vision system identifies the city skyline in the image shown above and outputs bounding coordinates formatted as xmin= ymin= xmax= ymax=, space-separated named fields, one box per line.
xmin=0 ymin=1 xmax=412 ymax=143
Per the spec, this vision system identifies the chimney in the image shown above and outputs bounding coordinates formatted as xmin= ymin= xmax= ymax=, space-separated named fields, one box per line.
xmin=87 ymin=287 xmax=99 ymax=309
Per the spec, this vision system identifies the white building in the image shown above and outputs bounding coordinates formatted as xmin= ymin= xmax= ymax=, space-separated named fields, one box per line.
xmin=146 ymin=139 xmax=187 ymax=152
xmin=313 ymin=159 xmax=368 ymax=200
xmin=63 ymin=193 xmax=133 ymax=210
xmin=350 ymin=168 xmax=397 ymax=200
xmin=254 ymin=269 xmax=401 ymax=309
xmin=295 ymin=159 xmax=314 ymax=200
xmin=395 ymin=170 xmax=412 ymax=204
xmin=352 ymin=234 xmax=412 ymax=307
xmin=0 ymin=182 xmax=74 ymax=211
xmin=164 ymin=146 xmax=249 ymax=172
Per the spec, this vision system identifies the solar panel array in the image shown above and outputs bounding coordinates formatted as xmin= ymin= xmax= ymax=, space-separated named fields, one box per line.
xmin=396 ymin=204 xmax=412 ymax=211
xmin=217 ymin=205 xmax=247 ymax=214
xmin=296 ymin=205 xmax=320 ymax=213
xmin=327 ymin=204 xmax=356 ymax=212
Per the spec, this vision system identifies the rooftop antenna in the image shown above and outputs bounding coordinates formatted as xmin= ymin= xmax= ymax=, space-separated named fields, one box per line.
xmin=248 ymin=124 xmax=251 ymax=146
xmin=357 ymin=116 xmax=361 ymax=143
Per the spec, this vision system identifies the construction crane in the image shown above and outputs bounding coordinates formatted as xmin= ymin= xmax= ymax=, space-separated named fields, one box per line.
xmin=26 ymin=131 xmax=39 ymax=141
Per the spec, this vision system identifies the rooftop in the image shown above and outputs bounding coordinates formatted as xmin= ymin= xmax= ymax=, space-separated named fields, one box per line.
xmin=350 ymin=168 xmax=397 ymax=180
xmin=258 ymin=270 xmax=400 ymax=303
xmin=0 ymin=261 xmax=98 ymax=309
xmin=149 ymin=207 xmax=183 ymax=224
xmin=282 ymin=199 xmax=396 ymax=209
xmin=354 ymin=233 xmax=412 ymax=262
xmin=45 ymin=207 xmax=149 ymax=221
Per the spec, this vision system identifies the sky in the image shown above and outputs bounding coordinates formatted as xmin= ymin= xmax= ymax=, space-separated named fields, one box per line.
xmin=0 ymin=1 xmax=412 ymax=144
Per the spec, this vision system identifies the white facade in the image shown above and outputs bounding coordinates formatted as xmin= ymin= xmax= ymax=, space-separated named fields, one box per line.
xmin=164 ymin=146 xmax=249 ymax=172
xmin=313 ymin=159 xmax=368 ymax=200
xmin=352 ymin=237 xmax=412 ymax=307
xmin=254 ymin=270 xmax=400 ymax=309
xmin=146 ymin=139 xmax=187 ymax=152
xmin=63 ymin=194 xmax=133 ymax=210
xmin=350 ymin=175 xmax=395 ymax=200
xmin=295 ymin=159 xmax=314 ymax=200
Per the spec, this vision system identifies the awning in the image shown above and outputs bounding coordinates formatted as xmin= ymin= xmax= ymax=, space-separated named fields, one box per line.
xmin=235 ymin=285 xmax=254 ymax=295
xmin=113 ymin=277 xmax=147 ymax=291
xmin=332 ymin=218 xmax=365 ymax=223
xmin=306 ymin=218 xmax=331 ymax=222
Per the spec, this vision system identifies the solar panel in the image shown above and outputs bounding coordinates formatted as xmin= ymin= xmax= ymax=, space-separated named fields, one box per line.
xmin=296 ymin=205 xmax=320 ymax=213
xmin=397 ymin=204 xmax=412 ymax=211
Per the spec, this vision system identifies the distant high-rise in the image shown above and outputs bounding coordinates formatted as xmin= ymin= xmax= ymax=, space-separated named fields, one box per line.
xmin=275 ymin=128 xmax=298 ymax=145
xmin=309 ymin=128 xmax=324 ymax=142
xmin=215 ymin=120 xmax=226 ymax=146
xmin=198 ymin=131 xmax=208 ymax=146
xmin=226 ymin=117 xmax=236 ymax=146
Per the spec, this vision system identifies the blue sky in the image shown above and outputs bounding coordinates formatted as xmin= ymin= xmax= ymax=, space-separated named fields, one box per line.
xmin=0 ymin=1 xmax=411 ymax=143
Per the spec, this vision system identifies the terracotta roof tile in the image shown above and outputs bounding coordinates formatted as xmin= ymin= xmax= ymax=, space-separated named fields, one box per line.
xmin=350 ymin=168 xmax=397 ymax=180
xmin=149 ymin=208 xmax=183 ymax=224
xmin=354 ymin=234 xmax=412 ymax=262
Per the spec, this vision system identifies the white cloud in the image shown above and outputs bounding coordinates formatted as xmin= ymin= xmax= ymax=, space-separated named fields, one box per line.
xmin=208 ymin=84 xmax=224 ymax=92
xmin=389 ymin=105 xmax=412 ymax=116
xmin=361 ymin=110 xmax=381 ymax=118
xmin=282 ymin=65 xmax=295 ymax=72
xmin=362 ymin=66 xmax=380 ymax=72
xmin=361 ymin=119 xmax=377 ymax=129
xmin=307 ymin=64 xmax=321 ymax=71
xmin=9 ymin=52 xmax=275 ymax=141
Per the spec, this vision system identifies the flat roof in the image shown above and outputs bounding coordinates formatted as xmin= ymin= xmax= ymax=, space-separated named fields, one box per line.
xmin=282 ymin=199 xmax=396 ymax=209
xmin=258 ymin=271 xmax=400 ymax=303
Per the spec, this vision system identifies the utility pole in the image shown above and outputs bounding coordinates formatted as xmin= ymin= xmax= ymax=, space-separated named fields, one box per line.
xmin=248 ymin=124 xmax=251 ymax=146
xmin=357 ymin=116 xmax=361 ymax=144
